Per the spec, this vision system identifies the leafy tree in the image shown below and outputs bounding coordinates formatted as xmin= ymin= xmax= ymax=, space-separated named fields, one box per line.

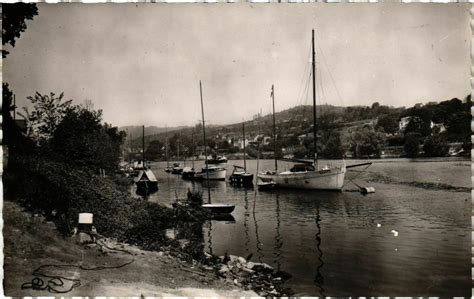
xmin=26 ymin=92 xmax=72 ymax=142
xmin=1 ymin=83 xmax=35 ymax=153
xmin=293 ymin=145 xmax=309 ymax=159
xmin=423 ymin=134 xmax=449 ymax=157
xmin=50 ymin=106 xmax=125 ymax=172
xmin=376 ymin=113 xmax=399 ymax=134
xmin=2 ymin=3 xmax=38 ymax=58
xmin=321 ymin=131 xmax=346 ymax=158
xmin=404 ymin=133 xmax=421 ymax=158
xmin=348 ymin=126 xmax=386 ymax=158
xmin=145 ymin=140 xmax=164 ymax=161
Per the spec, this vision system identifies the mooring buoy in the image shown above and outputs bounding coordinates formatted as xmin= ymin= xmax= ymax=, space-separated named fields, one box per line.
xmin=360 ymin=187 xmax=375 ymax=194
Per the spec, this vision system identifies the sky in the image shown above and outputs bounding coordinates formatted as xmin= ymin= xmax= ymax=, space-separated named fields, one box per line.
xmin=3 ymin=3 xmax=470 ymax=127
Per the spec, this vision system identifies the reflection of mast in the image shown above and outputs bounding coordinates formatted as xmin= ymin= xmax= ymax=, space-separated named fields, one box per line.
xmin=252 ymin=192 xmax=263 ymax=262
xmin=273 ymin=193 xmax=283 ymax=271
xmin=314 ymin=203 xmax=325 ymax=296
xmin=207 ymin=220 xmax=213 ymax=255
xmin=244 ymin=190 xmax=250 ymax=253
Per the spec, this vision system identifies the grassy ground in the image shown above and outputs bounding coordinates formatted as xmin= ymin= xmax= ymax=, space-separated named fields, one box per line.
xmin=3 ymin=200 xmax=257 ymax=296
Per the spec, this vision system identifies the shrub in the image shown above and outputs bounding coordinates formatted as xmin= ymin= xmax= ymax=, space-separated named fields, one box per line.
xmin=423 ymin=134 xmax=449 ymax=157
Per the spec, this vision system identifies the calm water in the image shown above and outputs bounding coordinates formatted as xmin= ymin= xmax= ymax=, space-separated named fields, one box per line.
xmin=136 ymin=159 xmax=471 ymax=296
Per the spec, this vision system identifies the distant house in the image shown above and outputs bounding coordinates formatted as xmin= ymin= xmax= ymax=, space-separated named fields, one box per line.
xmin=398 ymin=116 xmax=411 ymax=133
xmin=430 ymin=122 xmax=446 ymax=134
xmin=251 ymin=135 xmax=271 ymax=146
xmin=263 ymin=136 xmax=271 ymax=145
xmin=297 ymin=132 xmax=314 ymax=145
xmin=195 ymin=145 xmax=211 ymax=158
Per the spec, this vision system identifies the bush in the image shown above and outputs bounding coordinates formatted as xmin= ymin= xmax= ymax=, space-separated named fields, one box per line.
xmin=423 ymin=134 xmax=449 ymax=157
xmin=404 ymin=133 xmax=421 ymax=158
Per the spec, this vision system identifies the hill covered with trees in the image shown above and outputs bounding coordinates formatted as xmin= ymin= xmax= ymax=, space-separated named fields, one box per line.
xmin=136 ymin=96 xmax=471 ymax=161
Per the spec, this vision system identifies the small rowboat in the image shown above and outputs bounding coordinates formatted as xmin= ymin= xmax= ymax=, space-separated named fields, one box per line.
xmin=201 ymin=203 xmax=235 ymax=214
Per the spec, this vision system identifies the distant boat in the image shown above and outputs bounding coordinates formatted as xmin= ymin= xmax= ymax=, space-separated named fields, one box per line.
xmin=229 ymin=121 xmax=253 ymax=187
xmin=194 ymin=82 xmax=227 ymax=181
xmin=207 ymin=155 xmax=228 ymax=165
xmin=194 ymin=164 xmax=226 ymax=181
xmin=164 ymin=129 xmax=173 ymax=173
xmin=201 ymin=203 xmax=235 ymax=214
xmin=256 ymin=29 xmax=346 ymax=191
xmin=182 ymin=166 xmax=195 ymax=179
xmin=197 ymin=80 xmax=233 ymax=214
xmin=135 ymin=125 xmax=158 ymax=194
xmin=171 ymin=162 xmax=183 ymax=174
xmin=181 ymin=132 xmax=196 ymax=180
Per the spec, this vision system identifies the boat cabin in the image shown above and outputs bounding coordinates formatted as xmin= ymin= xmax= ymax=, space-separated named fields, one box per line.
xmin=290 ymin=164 xmax=315 ymax=172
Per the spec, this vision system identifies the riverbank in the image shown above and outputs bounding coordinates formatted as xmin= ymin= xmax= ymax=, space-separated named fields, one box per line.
xmin=3 ymin=200 xmax=258 ymax=296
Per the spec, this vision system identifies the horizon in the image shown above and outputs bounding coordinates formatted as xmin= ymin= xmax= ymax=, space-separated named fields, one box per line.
xmin=4 ymin=3 xmax=470 ymax=128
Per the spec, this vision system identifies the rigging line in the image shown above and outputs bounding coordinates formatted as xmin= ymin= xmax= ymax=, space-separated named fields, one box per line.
xmin=315 ymin=33 xmax=344 ymax=106
xmin=317 ymin=60 xmax=328 ymax=115
xmin=295 ymin=42 xmax=313 ymax=107
xmin=301 ymin=70 xmax=312 ymax=129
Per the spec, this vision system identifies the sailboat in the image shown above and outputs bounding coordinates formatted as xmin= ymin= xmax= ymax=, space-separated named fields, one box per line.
xmin=194 ymin=82 xmax=227 ymax=181
xmin=257 ymin=29 xmax=346 ymax=191
xmin=171 ymin=139 xmax=183 ymax=174
xmin=195 ymin=81 xmax=234 ymax=214
xmin=164 ymin=131 xmax=173 ymax=173
xmin=229 ymin=121 xmax=253 ymax=186
xmin=135 ymin=125 xmax=158 ymax=194
xmin=182 ymin=132 xmax=196 ymax=180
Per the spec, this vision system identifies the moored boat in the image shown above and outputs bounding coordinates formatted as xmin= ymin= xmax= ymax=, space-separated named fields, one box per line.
xmin=194 ymin=164 xmax=226 ymax=181
xmin=256 ymin=29 xmax=347 ymax=191
xmin=229 ymin=165 xmax=254 ymax=186
xmin=135 ymin=125 xmax=158 ymax=194
xmin=207 ymin=155 xmax=228 ymax=165
xmin=182 ymin=166 xmax=195 ymax=179
xmin=229 ymin=121 xmax=253 ymax=187
xmin=197 ymin=80 xmax=234 ymax=214
xmin=171 ymin=162 xmax=183 ymax=174
xmin=201 ymin=203 xmax=235 ymax=214
xmin=135 ymin=169 xmax=158 ymax=194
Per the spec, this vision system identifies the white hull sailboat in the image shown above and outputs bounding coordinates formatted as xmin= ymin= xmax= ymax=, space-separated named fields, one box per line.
xmin=194 ymin=165 xmax=227 ymax=181
xmin=258 ymin=164 xmax=346 ymax=190
xmin=198 ymin=81 xmax=233 ymax=214
xmin=257 ymin=29 xmax=346 ymax=191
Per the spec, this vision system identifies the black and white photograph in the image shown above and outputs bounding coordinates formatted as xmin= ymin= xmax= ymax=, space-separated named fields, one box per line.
xmin=2 ymin=2 xmax=471 ymax=296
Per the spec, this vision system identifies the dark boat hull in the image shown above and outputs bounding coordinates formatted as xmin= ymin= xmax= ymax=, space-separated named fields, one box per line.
xmin=201 ymin=204 xmax=235 ymax=214
xmin=229 ymin=173 xmax=254 ymax=187
xmin=136 ymin=181 xmax=158 ymax=195
xmin=182 ymin=171 xmax=195 ymax=180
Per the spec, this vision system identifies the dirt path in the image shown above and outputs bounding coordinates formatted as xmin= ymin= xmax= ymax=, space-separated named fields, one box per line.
xmin=3 ymin=200 xmax=256 ymax=296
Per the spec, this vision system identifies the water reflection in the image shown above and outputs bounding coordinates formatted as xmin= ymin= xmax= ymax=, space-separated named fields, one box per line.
xmin=273 ymin=193 xmax=283 ymax=271
xmin=140 ymin=161 xmax=470 ymax=296
xmin=244 ymin=190 xmax=250 ymax=254
xmin=252 ymin=191 xmax=264 ymax=262
xmin=207 ymin=220 xmax=213 ymax=255
xmin=313 ymin=202 xmax=325 ymax=296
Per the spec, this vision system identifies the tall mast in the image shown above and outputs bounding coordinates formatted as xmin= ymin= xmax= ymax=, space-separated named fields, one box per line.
xmin=165 ymin=127 xmax=169 ymax=168
xmin=191 ymin=132 xmax=195 ymax=169
xmin=200 ymin=81 xmax=211 ymax=203
xmin=242 ymin=122 xmax=247 ymax=171
xmin=142 ymin=125 xmax=145 ymax=167
xmin=129 ymin=132 xmax=132 ymax=162
xmin=177 ymin=138 xmax=180 ymax=162
xmin=271 ymin=84 xmax=277 ymax=172
xmin=312 ymin=29 xmax=318 ymax=169
xmin=13 ymin=94 xmax=16 ymax=120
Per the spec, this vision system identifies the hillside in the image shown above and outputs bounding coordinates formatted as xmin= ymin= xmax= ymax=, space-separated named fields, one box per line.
xmin=127 ymin=96 xmax=470 ymax=160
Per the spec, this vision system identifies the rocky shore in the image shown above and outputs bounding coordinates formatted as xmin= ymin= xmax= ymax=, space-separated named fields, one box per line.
xmin=3 ymin=200 xmax=293 ymax=296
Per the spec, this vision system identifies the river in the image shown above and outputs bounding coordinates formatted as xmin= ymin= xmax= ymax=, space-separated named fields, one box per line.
xmin=135 ymin=158 xmax=471 ymax=296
